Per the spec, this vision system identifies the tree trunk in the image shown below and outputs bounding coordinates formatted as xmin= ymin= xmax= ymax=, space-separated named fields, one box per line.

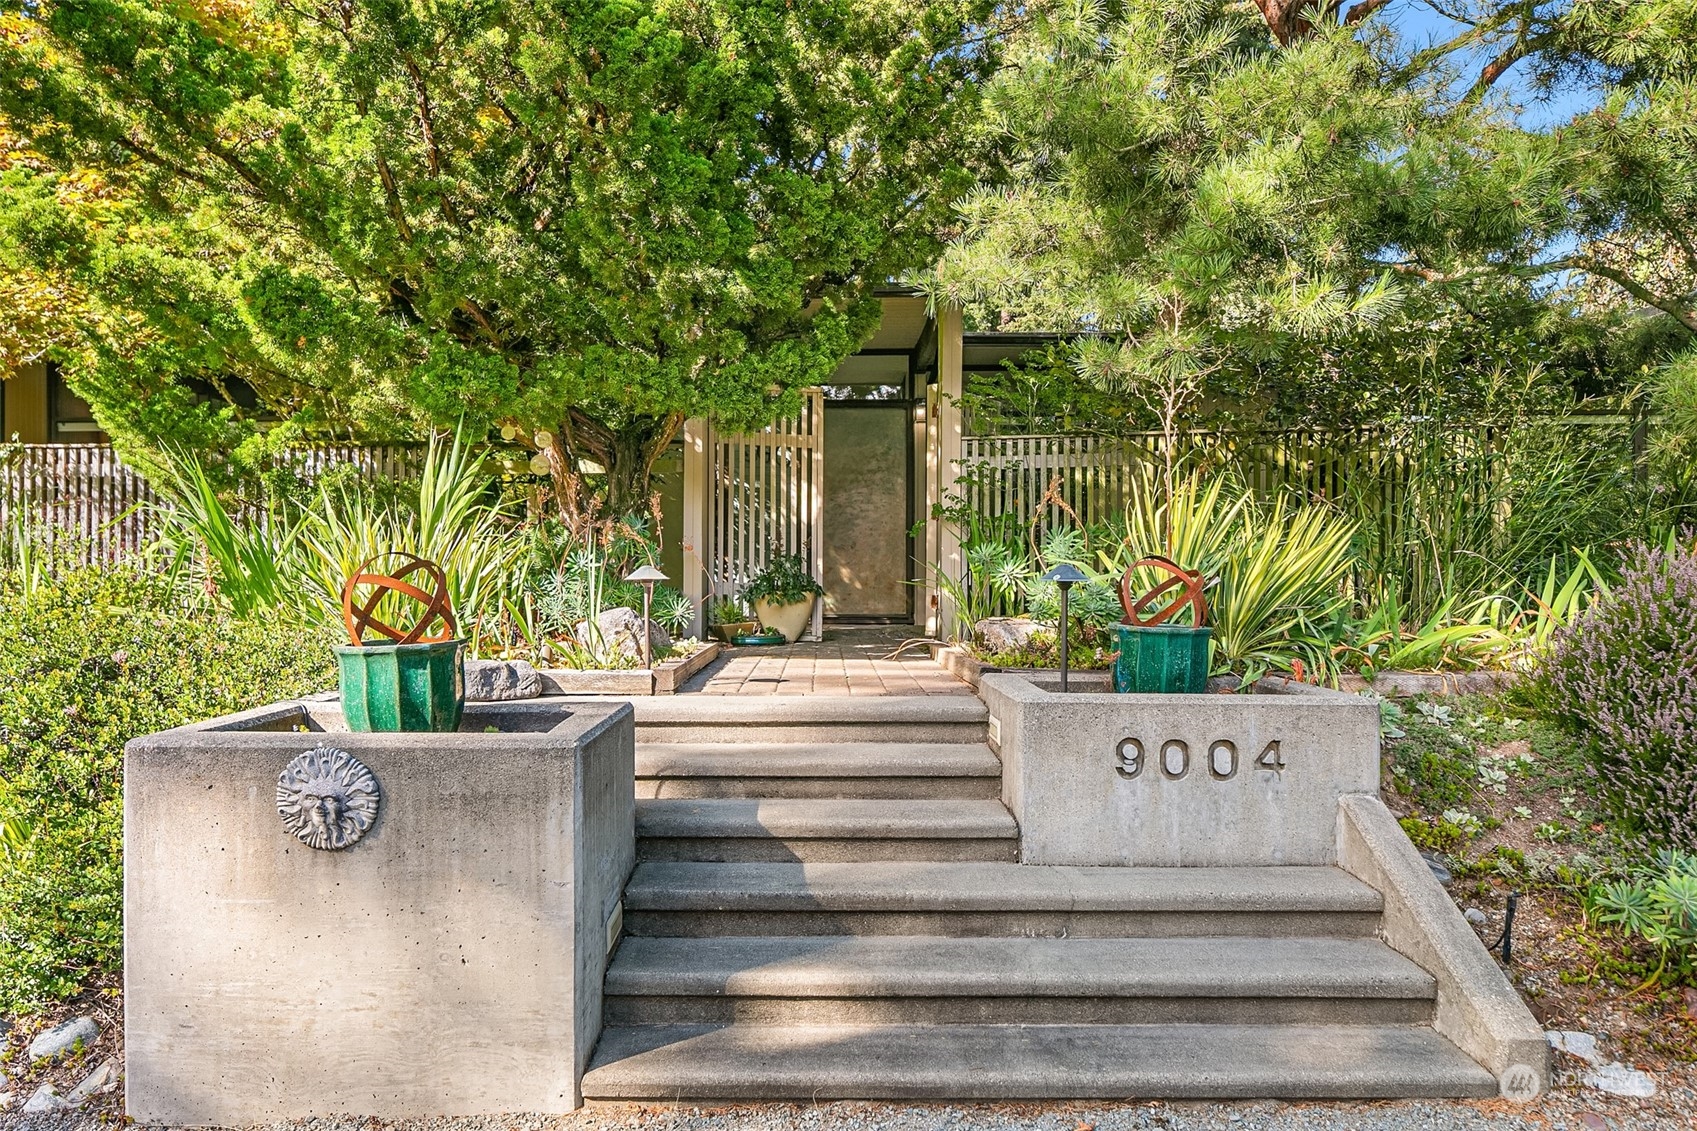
xmin=549 ymin=410 xmax=684 ymax=530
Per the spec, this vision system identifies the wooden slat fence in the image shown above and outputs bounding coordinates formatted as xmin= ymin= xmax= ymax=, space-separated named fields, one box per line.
xmin=705 ymin=389 xmax=826 ymax=638
xmin=959 ymin=418 xmax=1638 ymax=537
xmin=1 ymin=443 xmax=423 ymax=564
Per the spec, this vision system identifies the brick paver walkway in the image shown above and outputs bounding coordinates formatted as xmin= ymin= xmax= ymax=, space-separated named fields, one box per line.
xmin=684 ymin=624 xmax=970 ymax=695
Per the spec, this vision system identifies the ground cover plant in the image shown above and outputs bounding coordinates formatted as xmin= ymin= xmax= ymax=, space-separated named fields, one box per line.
xmin=0 ymin=557 xmax=334 ymax=1012
xmin=1379 ymin=691 xmax=1697 ymax=1079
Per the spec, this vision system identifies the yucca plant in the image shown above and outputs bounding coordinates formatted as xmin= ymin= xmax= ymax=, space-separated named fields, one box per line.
xmin=299 ymin=430 xmax=528 ymax=652
xmin=152 ymin=451 xmax=313 ymax=620
xmin=1105 ymin=464 xmax=1246 ymax=589
xmin=1097 ymin=469 xmax=1356 ymax=681
xmin=1210 ymin=493 xmax=1357 ymax=682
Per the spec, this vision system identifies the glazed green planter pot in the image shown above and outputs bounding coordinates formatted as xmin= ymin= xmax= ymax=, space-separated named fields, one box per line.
xmin=1114 ymin=624 xmax=1213 ymax=694
xmin=335 ymin=639 xmax=466 ymax=732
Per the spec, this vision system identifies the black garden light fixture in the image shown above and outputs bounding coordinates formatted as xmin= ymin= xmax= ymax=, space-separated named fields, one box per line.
xmin=1041 ymin=563 xmax=1089 ymax=692
xmin=623 ymin=564 xmax=670 ymax=671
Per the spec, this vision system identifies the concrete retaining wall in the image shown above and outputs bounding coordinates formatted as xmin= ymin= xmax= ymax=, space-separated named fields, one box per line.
xmin=124 ymin=699 xmax=635 ymax=1124
xmin=1336 ymin=793 xmax=1550 ymax=1100
xmin=981 ymin=674 xmax=1379 ymax=866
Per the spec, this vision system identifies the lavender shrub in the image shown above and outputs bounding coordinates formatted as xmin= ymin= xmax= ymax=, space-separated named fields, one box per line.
xmin=1537 ymin=541 xmax=1697 ymax=852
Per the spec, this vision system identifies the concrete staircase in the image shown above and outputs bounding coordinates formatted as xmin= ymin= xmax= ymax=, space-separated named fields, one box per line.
xmin=581 ymin=697 xmax=1498 ymax=1102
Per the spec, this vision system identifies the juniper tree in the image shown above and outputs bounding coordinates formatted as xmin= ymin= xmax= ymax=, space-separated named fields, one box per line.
xmin=0 ymin=0 xmax=998 ymax=517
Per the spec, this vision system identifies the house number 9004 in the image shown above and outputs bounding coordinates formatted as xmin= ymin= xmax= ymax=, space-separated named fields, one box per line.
xmin=1114 ymin=737 xmax=1286 ymax=781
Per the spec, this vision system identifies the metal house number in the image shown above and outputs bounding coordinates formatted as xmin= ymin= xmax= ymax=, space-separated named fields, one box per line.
xmin=1114 ymin=737 xmax=1286 ymax=781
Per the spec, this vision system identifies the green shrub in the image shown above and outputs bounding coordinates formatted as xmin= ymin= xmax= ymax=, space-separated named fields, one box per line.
xmin=0 ymin=566 xmax=334 ymax=1011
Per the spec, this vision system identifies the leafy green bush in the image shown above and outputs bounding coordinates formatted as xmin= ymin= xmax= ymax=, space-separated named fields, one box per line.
xmin=0 ymin=566 xmax=334 ymax=1011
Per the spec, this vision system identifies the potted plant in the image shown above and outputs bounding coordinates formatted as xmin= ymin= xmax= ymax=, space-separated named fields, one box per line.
xmin=742 ymin=554 xmax=824 ymax=643
xmin=1114 ymin=555 xmax=1213 ymax=694
xmin=337 ymin=553 xmax=466 ymax=731
xmin=706 ymin=595 xmax=757 ymax=644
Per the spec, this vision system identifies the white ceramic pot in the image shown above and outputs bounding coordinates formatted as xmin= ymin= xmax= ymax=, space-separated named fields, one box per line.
xmin=753 ymin=597 xmax=815 ymax=643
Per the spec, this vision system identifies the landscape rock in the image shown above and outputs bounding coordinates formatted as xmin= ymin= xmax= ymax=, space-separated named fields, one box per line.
xmin=27 ymin=1015 xmax=98 ymax=1061
xmin=22 ymin=1084 xmax=71 ymax=1114
xmin=975 ymin=617 xmax=1046 ymax=653
xmin=0 ymin=1091 xmax=13 ymax=1113
xmin=1419 ymin=851 xmax=1453 ymax=886
xmin=1464 ymin=907 xmax=1488 ymax=926
xmin=1547 ymin=1029 xmax=1604 ymax=1065
xmin=463 ymin=659 xmax=542 ymax=701
xmin=68 ymin=1058 xmax=117 ymax=1103
xmin=1582 ymin=1061 xmax=1657 ymax=1098
xmin=576 ymin=606 xmax=672 ymax=664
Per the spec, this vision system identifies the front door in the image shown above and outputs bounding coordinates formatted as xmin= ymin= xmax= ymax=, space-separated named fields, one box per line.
xmin=822 ymin=403 xmax=911 ymax=619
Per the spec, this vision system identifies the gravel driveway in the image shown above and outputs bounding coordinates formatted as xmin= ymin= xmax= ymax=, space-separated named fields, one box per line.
xmin=4 ymin=1086 xmax=1694 ymax=1131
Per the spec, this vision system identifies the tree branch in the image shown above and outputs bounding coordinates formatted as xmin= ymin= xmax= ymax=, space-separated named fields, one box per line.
xmin=1564 ymin=255 xmax=1697 ymax=334
xmin=1344 ymin=0 xmax=1395 ymax=26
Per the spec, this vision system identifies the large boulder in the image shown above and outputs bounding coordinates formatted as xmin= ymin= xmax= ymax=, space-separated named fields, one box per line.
xmin=463 ymin=659 xmax=542 ymax=701
xmin=576 ymin=607 xmax=673 ymax=665
xmin=974 ymin=617 xmax=1047 ymax=653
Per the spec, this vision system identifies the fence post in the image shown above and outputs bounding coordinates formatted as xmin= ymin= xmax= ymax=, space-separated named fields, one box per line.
xmin=928 ymin=304 xmax=966 ymax=640
xmin=681 ymin=418 xmax=710 ymax=640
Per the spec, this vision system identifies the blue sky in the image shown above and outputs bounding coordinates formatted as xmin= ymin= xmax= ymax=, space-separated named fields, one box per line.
xmin=1383 ymin=0 xmax=1604 ymax=128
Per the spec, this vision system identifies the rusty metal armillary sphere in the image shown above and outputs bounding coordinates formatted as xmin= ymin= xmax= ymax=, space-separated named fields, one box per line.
xmin=341 ymin=552 xmax=459 ymax=646
xmin=1119 ymin=554 xmax=1210 ymax=628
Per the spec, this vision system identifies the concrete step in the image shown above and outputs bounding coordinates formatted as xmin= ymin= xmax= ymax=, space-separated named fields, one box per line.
xmin=580 ymin=1022 xmax=1497 ymax=1100
xmin=635 ymin=800 xmax=1019 ymax=863
xmin=630 ymin=696 xmax=988 ymax=745
xmin=622 ymin=862 xmax=1383 ymax=938
xmin=604 ymin=935 xmax=1437 ymax=1025
xmin=635 ymin=742 xmax=1003 ymax=800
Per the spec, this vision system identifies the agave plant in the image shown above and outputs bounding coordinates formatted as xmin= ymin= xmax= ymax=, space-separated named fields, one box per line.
xmin=1589 ymin=850 xmax=1697 ymax=991
xmin=652 ymin=588 xmax=697 ymax=637
xmin=934 ymin=537 xmax=1030 ymax=639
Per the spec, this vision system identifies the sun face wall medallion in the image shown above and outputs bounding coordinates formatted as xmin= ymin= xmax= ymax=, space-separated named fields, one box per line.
xmin=277 ymin=746 xmax=381 ymax=850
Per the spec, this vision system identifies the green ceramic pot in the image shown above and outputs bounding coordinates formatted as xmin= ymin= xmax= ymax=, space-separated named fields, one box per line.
xmin=1114 ymin=624 xmax=1213 ymax=694
xmin=336 ymin=639 xmax=466 ymax=732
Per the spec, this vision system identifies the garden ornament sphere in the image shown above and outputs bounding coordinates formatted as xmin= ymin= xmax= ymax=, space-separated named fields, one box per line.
xmin=1120 ymin=554 xmax=1210 ymax=628
xmin=341 ymin=552 xmax=459 ymax=646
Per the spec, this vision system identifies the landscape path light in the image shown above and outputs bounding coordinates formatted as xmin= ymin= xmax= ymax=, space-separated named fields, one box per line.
xmin=1040 ymin=563 xmax=1089 ymax=692
xmin=624 ymin=564 xmax=670 ymax=672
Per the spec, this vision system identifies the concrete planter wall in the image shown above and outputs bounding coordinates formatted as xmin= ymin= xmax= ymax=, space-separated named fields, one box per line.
xmin=124 ymin=697 xmax=636 ymax=1123
xmin=535 ymin=642 xmax=721 ymax=696
xmin=980 ymin=673 xmax=1379 ymax=867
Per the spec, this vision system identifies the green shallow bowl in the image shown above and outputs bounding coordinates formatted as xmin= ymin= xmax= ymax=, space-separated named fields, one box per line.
xmin=732 ymin=631 xmax=787 ymax=646
xmin=335 ymin=639 xmax=466 ymax=732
